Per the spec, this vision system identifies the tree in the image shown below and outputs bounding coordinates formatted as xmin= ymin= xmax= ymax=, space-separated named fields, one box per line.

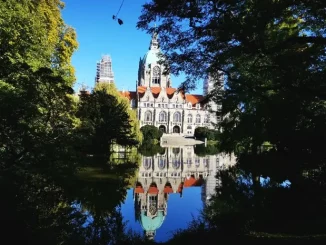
xmin=194 ymin=127 xmax=219 ymax=141
xmin=95 ymin=83 xmax=143 ymax=144
xmin=138 ymin=0 xmax=326 ymax=175
xmin=140 ymin=125 xmax=163 ymax=142
xmin=77 ymin=89 xmax=139 ymax=156
xmin=138 ymin=0 xmax=326 ymax=237
xmin=0 ymin=1 xmax=81 ymax=243
xmin=0 ymin=0 xmax=78 ymax=80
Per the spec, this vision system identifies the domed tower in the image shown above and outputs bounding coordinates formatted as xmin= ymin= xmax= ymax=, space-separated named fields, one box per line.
xmin=138 ymin=32 xmax=171 ymax=88
xmin=140 ymin=210 xmax=165 ymax=240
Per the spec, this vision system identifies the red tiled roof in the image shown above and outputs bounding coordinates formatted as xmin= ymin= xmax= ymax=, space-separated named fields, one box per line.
xmin=183 ymin=177 xmax=203 ymax=187
xmin=185 ymin=94 xmax=204 ymax=106
xmin=135 ymin=186 xmax=144 ymax=193
xmin=164 ymin=186 xmax=173 ymax=194
xmin=119 ymin=87 xmax=204 ymax=104
xmin=137 ymin=86 xmax=181 ymax=99
xmin=148 ymin=186 xmax=159 ymax=194
xmin=119 ymin=91 xmax=137 ymax=100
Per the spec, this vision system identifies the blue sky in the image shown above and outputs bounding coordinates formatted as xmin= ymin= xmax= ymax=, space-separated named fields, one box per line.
xmin=62 ymin=0 xmax=202 ymax=94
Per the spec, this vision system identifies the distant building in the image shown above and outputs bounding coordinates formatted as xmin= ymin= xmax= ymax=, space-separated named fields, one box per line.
xmin=95 ymin=55 xmax=114 ymax=84
xmin=117 ymin=33 xmax=222 ymax=136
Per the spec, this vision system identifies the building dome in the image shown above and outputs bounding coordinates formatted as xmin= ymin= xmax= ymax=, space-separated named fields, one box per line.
xmin=143 ymin=48 xmax=161 ymax=67
xmin=140 ymin=210 xmax=165 ymax=232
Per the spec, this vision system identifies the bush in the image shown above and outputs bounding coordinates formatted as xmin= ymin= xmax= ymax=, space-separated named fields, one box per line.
xmin=140 ymin=125 xmax=163 ymax=142
xmin=194 ymin=127 xmax=219 ymax=141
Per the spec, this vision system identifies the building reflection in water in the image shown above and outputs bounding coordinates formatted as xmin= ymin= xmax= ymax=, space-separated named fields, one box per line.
xmin=133 ymin=146 xmax=235 ymax=240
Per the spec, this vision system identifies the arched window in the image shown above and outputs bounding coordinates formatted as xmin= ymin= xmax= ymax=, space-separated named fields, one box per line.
xmin=159 ymin=111 xmax=167 ymax=122
xmin=143 ymin=157 xmax=152 ymax=169
xmin=144 ymin=111 xmax=152 ymax=122
xmin=187 ymin=114 xmax=192 ymax=123
xmin=196 ymin=114 xmax=201 ymax=123
xmin=158 ymin=157 xmax=166 ymax=169
xmin=195 ymin=157 xmax=200 ymax=167
xmin=172 ymin=158 xmax=181 ymax=169
xmin=204 ymin=114 xmax=210 ymax=123
xmin=173 ymin=112 xmax=181 ymax=122
xmin=152 ymin=66 xmax=161 ymax=84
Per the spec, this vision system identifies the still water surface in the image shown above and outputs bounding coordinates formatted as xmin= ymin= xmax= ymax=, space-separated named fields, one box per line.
xmin=119 ymin=145 xmax=235 ymax=242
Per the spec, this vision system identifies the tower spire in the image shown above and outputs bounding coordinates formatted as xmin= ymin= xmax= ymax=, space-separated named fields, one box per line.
xmin=149 ymin=24 xmax=159 ymax=50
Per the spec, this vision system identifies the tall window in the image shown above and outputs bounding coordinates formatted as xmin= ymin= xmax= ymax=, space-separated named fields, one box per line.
xmin=159 ymin=111 xmax=167 ymax=122
xmin=173 ymin=112 xmax=181 ymax=122
xmin=196 ymin=114 xmax=201 ymax=123
xmin=145 ymin=111 xmax=152 ymax=122
xmin=158 ymin=157 xmax=166 ymax=169
xmin=143 ymin=157 xmax=152 ymax=169
xmin=204 ymin=114 xmax=210 ymax=123
xmin=152 ymin=66 xmax=161 ymax=84
xmin=187 ymin=114 xmax=192 ymax=123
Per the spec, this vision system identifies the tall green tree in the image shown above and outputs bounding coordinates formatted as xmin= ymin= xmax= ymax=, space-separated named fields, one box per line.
xmin=95 ymin=83 xmax=143 ymax=144
xmin=138 ymin=0 xmax=326 ymax=176
xmin=77 ymin=88 xmax=139 ymax=156
xmin=0 ymin=1 xmax=80 ymax=243
xmin=138 ymin=0 xmax=326 ymax=237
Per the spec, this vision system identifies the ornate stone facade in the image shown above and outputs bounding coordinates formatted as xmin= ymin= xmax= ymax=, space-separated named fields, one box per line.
xmin=120 ymin=33 xmax=221 ymax=136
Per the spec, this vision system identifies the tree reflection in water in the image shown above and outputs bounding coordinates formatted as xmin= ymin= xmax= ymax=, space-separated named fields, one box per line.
xmin=1 ymin=154 xmax=148 ymax=245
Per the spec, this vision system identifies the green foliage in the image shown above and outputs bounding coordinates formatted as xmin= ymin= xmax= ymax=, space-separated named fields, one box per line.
xmin=138 ymin=143 xmax=166 ymax=157
xmin=140 ymin=125 xmax=163 ymax=142
xmin=95 ymin=82 xmax=143 ymax=144
xmin=194 ymin=144 xmax=219 ymax=156
xmin=194 ymin=127 xmax=219 ymax=141
xmin=138 ymin=0 xmax=326 ymax=239
xmin=0 ymin=1 xmax=146 ymax=244
xmin=77 ymin=88 xmax=139 ymax=156
xmin=0 ymin=0 xmax=78 ymax=81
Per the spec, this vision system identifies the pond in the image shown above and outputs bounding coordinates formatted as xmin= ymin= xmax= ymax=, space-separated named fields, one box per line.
xmin=119 ymin=144 xmax=236 ymax=242
xmin=1 ymin=143 xmax=236 ymax=244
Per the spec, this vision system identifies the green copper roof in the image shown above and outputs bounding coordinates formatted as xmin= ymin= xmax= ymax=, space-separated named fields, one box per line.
xmin=143 ymin=49 xmax=161 ymax=67
xmin=140 ymin=210 xmax=165 ymax=232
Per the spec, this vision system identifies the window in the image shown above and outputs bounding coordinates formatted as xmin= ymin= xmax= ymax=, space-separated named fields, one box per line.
xmin=204 ymin=114 xmax=210 ymax=123
xmin=195 ymin=157 xmax=200 ymax=167
xmin=145 ymin=111 xmax=152 ymax=122
xmin=187 ymin=114 xmax=192 ymax=123
xmin=196 ymin=114 xmax=201 ymax=123
xmin=159 ymin=111 xmax=167 ymax=122
xmin=173 ymin=112 xmax=181 ymax=122
xmin=158 ymin=104 xmax=161 ymax=108
xmin=173 ymin=104 xmax=176 ymax=108
xmin=188 ymin=103 xmax=192 ymax=109
xmin=143 ymin=157 xmax=152 ymax=169
xmin=172 ymin=159 xmax=181 ymax=169
xmin=196 ymin=103 xmax=200 ymax=109
xmin=158 ymin=157 xmax=166 ymax=169
xmin=152 ymin=66 xmax=161 ymax=84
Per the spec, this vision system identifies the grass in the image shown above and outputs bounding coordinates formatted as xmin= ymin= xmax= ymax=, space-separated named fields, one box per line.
xmin=76 ymin=166 xmax=119 ymax=181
